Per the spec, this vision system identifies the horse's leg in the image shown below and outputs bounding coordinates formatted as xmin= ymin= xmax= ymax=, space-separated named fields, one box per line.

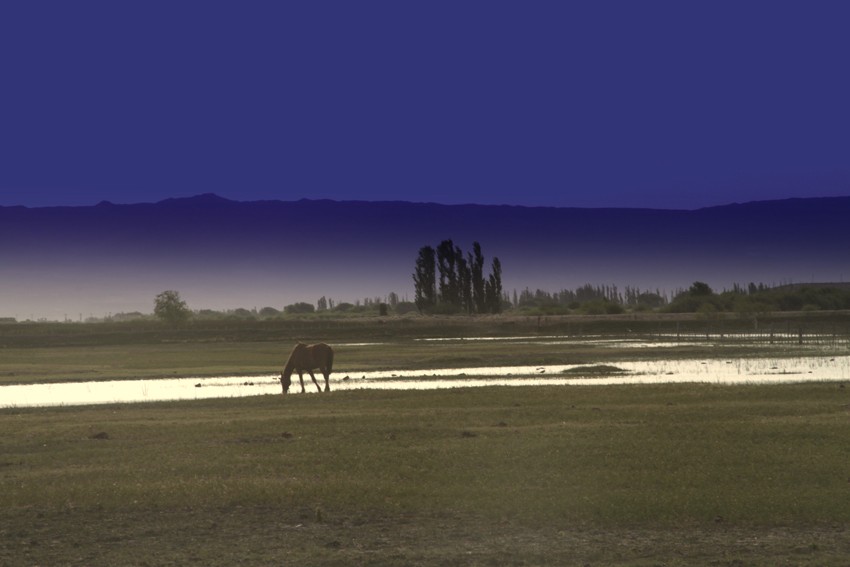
xmin=322 ymin=369 xmax=330 ymax=392
xmin=298 ymin=371 xmax=306 ymax=393
xmin=308 ymin=371 xmax=322 ymax=392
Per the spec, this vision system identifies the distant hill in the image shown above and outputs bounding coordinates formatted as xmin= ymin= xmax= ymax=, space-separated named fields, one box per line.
xmin=2 ymin=195 xmax=849 ymax=319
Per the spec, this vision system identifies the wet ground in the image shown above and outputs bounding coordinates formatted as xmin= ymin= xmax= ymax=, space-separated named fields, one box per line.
xmin=3 ymin=352 xmax=848 ymax=408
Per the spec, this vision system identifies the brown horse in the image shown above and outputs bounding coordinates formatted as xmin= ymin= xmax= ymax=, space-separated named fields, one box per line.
xmin=280 ymin=342 xmax=334 ymax=394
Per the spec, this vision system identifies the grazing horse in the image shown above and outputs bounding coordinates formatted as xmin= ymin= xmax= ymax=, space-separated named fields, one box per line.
xmin=280 ymin=342 xmax=334 ymax=394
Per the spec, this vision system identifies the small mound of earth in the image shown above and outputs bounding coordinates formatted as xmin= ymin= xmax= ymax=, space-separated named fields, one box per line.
xmin=560 ymin=365 xmax=628 ymax=376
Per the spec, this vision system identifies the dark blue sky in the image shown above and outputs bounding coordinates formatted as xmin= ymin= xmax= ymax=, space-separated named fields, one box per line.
xmin=2 ymin=2 xmax=849 ymax=210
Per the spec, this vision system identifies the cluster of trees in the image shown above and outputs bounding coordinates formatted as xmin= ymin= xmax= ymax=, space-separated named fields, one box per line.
xmin=509 ymin=281 xmax=850 ymax=316
xmin=314 ymin=293 xmax=416 ymax=315
xmin=512 ymin=284 xmax=667 ymax=314
xmin=413 ymin=240 xmax=503 ymax=314
xmin=666 ymin=282 xmax=850 ymax=314
xmin=283 ymin=295 xmax=420 ymax=317
xmin=150 ymin=290 xmax=418 ymax=324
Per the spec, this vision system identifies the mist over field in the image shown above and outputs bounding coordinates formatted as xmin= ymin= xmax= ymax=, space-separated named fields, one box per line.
xmin=2 ymin=194 xmax=849 ymax=320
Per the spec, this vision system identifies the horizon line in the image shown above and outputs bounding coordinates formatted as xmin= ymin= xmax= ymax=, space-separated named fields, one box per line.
xmin=4 ymin=192 xmax=850 ymax=213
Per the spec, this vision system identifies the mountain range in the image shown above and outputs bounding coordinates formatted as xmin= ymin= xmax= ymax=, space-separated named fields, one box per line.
xmin=2 ymin=194 xmax=849 ymax=320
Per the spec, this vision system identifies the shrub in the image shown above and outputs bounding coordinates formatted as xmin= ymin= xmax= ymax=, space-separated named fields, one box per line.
xmin=284 ymin=302 xmax=315 ymax=315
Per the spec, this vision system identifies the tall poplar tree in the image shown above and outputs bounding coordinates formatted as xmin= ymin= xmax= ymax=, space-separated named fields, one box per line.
xmin=470 ymin=241 xmax=486 ymax=313
xmin=415 ymin=240 xmax=503 ymax=314
xmin=436 ymin=239 xmax=459 ymax=309
xmin=485 ymin=257 xmax=503 ymax=313
xmin=456 ymin=246 xmax=472 ymax=314
xmin=412 ymin=245 xmax=437 ymax=313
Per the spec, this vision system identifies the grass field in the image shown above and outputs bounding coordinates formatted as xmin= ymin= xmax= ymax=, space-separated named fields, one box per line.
xmin=3 ymin=384 xmax=850 ymax=565
xmin=2 ymin=314 xmax=850 ymax=565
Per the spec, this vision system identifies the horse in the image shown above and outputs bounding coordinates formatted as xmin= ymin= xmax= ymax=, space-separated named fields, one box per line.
xmin=280 ymin=342 xmax=334 ymax=394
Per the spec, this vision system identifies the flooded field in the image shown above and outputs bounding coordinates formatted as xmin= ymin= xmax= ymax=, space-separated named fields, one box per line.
xmin=3 ymin=353 xmax=848 ymax=408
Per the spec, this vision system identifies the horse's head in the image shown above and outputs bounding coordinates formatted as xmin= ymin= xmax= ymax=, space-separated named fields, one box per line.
xmin=279 ymin=371 xmax=292 ymax=394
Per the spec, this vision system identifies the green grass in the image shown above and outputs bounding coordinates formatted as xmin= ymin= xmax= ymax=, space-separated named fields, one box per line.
xmin=0 ymin=342 xmax=286 ymax=384
xmin=3 ymin=383 xmax=850 ymax=565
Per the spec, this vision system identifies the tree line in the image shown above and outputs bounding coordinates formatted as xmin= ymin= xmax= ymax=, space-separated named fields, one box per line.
xmin=665 ymin=281 xmax=850 ymax=315
xmin=150 ymin=290 xmax=417 ymax=324
xmin=413 ymin=240 xmax=503 ymax=314
xmin=16 ymin=280 xmax=848 ymax=325
xmin=512 ymin=284 xmax=668 ymax=313
xmin=508 ymin=281 xmax=850 ymax=315
xmin=73 ymin=253 xmax=850 ymax=325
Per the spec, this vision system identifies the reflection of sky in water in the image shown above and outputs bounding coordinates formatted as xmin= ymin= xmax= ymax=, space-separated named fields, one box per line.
xmin=2 ymin=356 xmax=848 ymax=408
xmin=415 ymin=335 xmax=848 ymax=349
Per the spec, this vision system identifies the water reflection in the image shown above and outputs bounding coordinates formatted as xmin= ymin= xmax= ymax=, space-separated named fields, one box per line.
xmin=2 ymin=356 xmax=848 ymax=408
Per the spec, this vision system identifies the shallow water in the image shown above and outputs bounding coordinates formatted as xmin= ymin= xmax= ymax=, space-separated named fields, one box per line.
xmin=2 ymin=355 xmax=848 ymax=408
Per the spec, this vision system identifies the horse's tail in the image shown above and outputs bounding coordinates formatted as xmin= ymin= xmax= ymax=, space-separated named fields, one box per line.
xmin=326 ymin=345 xmax=334 ymax=375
